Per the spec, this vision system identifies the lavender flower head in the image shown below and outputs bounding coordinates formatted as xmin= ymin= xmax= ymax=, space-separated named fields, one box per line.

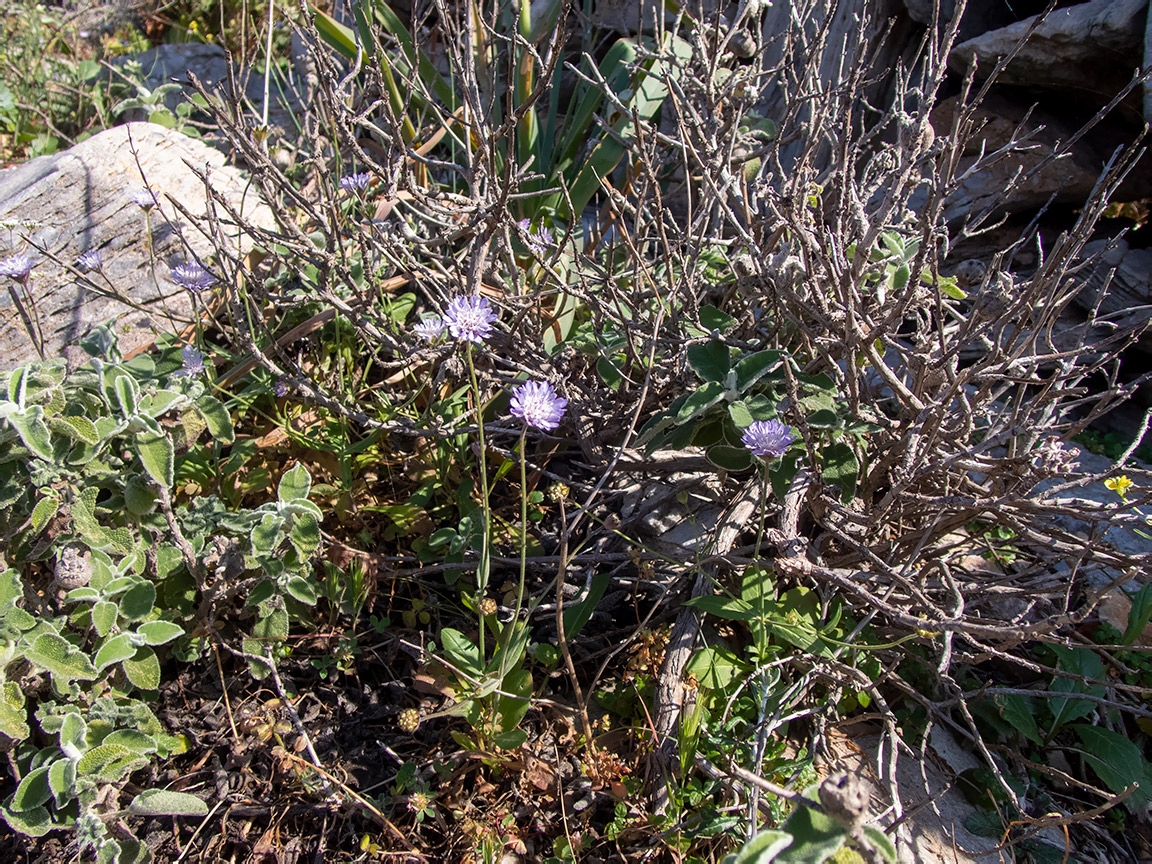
xmin=170 ymin=262 xmax=215 ymax=293
xmin=444 ymin=295 xmax=498 ymax=345
xmin=517 ymin=218 xmax=554 ymax=255
xmin=273 ymin=379 xmax=290 ymax=398
xmin=75 ymin=249 xmax=103 ymax=273
xmin=339 ymin=172 xmax=372 ymax=192
xmin=173 ymin=345 xmax=206 ymax=378
xmin=509 ymin=380 xmax=567 ymax=431
xmin=741 ymin=419 xmax=796 ymax=460
xmin=131 ymin=187 xmax=159 ymax=211
xmin=0 ymin=253 xmax=35 ymax=284
xmin=413 ymin=315 xmax=446 ymax=342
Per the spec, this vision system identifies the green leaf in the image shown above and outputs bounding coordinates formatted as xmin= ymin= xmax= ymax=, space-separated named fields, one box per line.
xmin=103 ymin=730 xmax=157 ymax=754
xmin=1070 ymin=724 xmax=1152 ymax=813
xmin=7 ymin=408 xmax=54 ymax=460
xmin=284 ymin=576 xmax=317 ymax=606
xmin=123 ymin=475 xmax=156 ymax=517
xmin=50 ymin=414 xmax=99 ymax=444
xmin=251 ymin=513 xmax=283 ymax=557
xmin=0 ymin=682 xmax=29 ymax=742
xmin=562 ymin=569 xmax=612 ymax=641
xmin=29 ymin=495 xmax=58 ymax=534
xmin=122 ymin=646 xmax=160 ymax=690
xmin=135 ymin=432 xmax=173 ymax=488
xmin=118 ymin=582 xmax=156 ymax=622
xmin=491 ymin=728 xmax=528 ymax=750
xmin=821 ymin=442 xmax=858 ymax=502
xmin=278 ymin=462 xmax=312 ymax=503
xmin=136 ymin=621 xmax=184 ymax=645
xmin=0 ymin=569 xmax=23 ymax=608
xmin=891 ymin=264 xmax=910 ymax=292
xmin=728 ymin=401 xmax=754 ymax=428
xmin=1121 ymin=584 xmax=1152 ymax=645
xmin=706 ymin=445 xmax=753 ymax=473
xmin=77 ymin=742 xmax=126 ymax=775
xmin=94 ymin=633 xmax=136 ymax=671
xmin=113 ymin=374 xmax=139 ymax=418
xmin=683 ymin=595 xmax=756 ymax=621
xmin=244 ymin=603 xmax=289 ymax=679
xmin=776 ymin=800 xmax=847 ymax=864
xmin=139 ymin=389 xmax=183 ymax=418
xmin=725 ymin=828 xmax=793 ymax=864
xmin=992 ymin=693 xmax=1041 ymax=745
xmin=11 ymin=765 xmax=51 ymax=812
xmin=676 ymin=381 xmax=726 ymax=423
xmin=194 ymin=394 xmax=234 ymax=444
xmin=47 ymin=758 xmax=75 ymax=805
xmin=686 ymin=645 xmax=751 ymax=691
xmin=440 ymin=628 xmax=482 ymax=677
xmin=699 ymin=305 xmax=737 ymax=333
xmin=129 ymin=789 xmax=208 ymax=817
xmin=861 ymin=825 xmax=897 ymax=863
xmin=289 ymin=513 xmax=321 ymax=557
xmin=495 ymin=666 xmax=532 ymax=734
xmin=26 ymin=633 xmax=97 ymax=680
xmin=733 ymin=350 xmax=782 ymax=392
xmin=59 ymin=712 xmax=86 ymax=751
xmin=687 ymin=339 xmax=731 ymax=383
xmin=1 ymin=799 xmax=52 ymax=837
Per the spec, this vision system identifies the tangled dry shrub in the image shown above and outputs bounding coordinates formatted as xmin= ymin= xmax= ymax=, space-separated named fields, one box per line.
xmin=179 ymin=0 xmax=1149 ymax=853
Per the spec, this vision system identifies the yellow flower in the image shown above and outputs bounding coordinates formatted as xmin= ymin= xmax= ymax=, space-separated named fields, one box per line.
xmin=1105 ymin=475 xmax=1133 ymax=500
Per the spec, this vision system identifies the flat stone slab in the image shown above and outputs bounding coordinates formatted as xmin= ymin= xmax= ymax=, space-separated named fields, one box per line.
xmin=0 ymin=122 xmax=274 ymax=370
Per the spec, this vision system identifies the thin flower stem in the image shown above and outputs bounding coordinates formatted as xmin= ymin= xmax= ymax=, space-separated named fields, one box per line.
xmin=751 ymin=463 xmax=770 ymax=656
xmin=497 ymin=426 xmax=530 ymax=685
xmin=464 ymin=344 xmax=491 ymax=659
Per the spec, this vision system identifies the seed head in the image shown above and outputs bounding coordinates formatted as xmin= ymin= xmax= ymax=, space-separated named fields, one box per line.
xmin=397 ymin=708 xmax=420 ymax=734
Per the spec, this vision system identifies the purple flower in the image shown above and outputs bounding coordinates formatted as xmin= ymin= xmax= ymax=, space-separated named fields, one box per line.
xmin=0 ymin=253 xmax=35 ymax=284
xmin=273 ymin=379 xmax=290 ymax=398
xmin=740 ymin=419 xmax=796 ymax=460
xmin=509 ymin=380 xmax=567 ymax=431
xmin=131 ymin=187 xmax=159 ymax=211
xmin=173 ymin=345 xmax=206 ymax=378
xmin=170 ymin=262 xmax=215 ymax=293
xmin=339 ymin=172 xmax=371 ymax=192
xmin=75 ymin=249 xmax=103 ymax=273
xmin=444 ymin=296 xmax=498 ymax=345
xmin=517 ymin=218 xmax=553 ymax=255
xmin=413 ymin=315 xmax=446 ymax=342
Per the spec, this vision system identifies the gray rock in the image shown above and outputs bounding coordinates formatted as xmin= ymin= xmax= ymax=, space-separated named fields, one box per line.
xmin=114 ymin=43 xmax=306 ymax=144
xmin=1033 ymin=446 xmax=1152 ymax=562
xmin=903 ymin=0 xmax=1029 ymax=45
xmin=1146 ymin=0 xmax=1152 ymax=123
xmin=592 ymin=0 xmax=717 ymax=34
xmin=927 ymin=95 xmax=1102 ymax=222
xmin=0 ymin=122 xmax=274 ymax=369
xmin=1071 ymin=237 xmax=1152 ymax=353
xmin=949 ymin=0 xmax=1146 ymax=96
